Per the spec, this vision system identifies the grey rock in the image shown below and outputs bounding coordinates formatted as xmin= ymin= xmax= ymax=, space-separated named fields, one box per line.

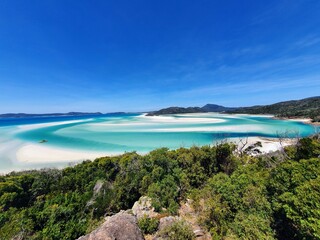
xmin=93 ymin=180 xmax=105 ymax=195
xmin=77 ymin=211 xmax=144 ymax=240
xmin=86 ymin=180 xmax=106 ymax=208
xmin=193 ymin=229 xmax=205 ymax=237
xmin=132 ymin=196 xmax=158 ymax=219
xmin=158 ymin=216 xmax=181 ymax=232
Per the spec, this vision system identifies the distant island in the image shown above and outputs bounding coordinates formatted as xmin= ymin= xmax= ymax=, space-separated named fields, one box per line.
xmin=0 ymin=112 xmax=103 ymax=118
xmin=147 ymin=96 xmax=320 ymax=122
xmin=146 ymin=104 xmax=235 ymax=116
xmin=2 ymin=97 xmax=319 ymax=122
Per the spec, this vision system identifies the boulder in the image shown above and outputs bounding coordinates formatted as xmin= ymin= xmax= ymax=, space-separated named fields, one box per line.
xmin=179 ymin=199 xmax=212 ymax=240
xmin=158 ymin=216 xmax=181 ymax=232
xmin=132 ymin=196 xmax=158 ymax=219
xmin=86 ymin=180 xmax=106 ymax=208
xmin=93 ymin=179 xmax=105 ymax=195
xmin=77 ymin=211 xmax=144 ymax=240
xmin=154 ymin=217 xmax=195 ymax=240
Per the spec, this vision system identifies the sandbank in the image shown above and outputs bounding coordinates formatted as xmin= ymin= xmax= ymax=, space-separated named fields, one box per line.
xmin=273 ymin=117 xmax=320 ymax=126
xmin=140 ymin=115 xmax=226 ymax=124
xmin=16 ymin=144 xmax=118 ymax=164
xmin=17 ymin=119 xmax=92 ymax=131
xmin=150 ymin=124 xmax=264 ymax=132
xmin=14 ymin=135 xmax=291 ymax=165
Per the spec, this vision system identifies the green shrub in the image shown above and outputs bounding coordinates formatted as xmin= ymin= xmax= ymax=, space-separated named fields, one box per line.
xmin=138 ymin=216 xmax=159 ymax=234
xmin=157 ymin=220 xmax=195 ymax=240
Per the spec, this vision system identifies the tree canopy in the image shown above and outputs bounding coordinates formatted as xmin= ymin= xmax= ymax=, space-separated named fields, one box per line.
xmin=0 ymin=135 xmax=320 ymax=239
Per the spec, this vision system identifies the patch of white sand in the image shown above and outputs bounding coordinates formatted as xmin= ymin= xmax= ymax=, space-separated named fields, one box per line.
xmin=144 ymin=116 xmax=225 ymax=124
xmin=232 ymin=137 xmax=295 ymax=154
xmin=16 ymin=144 xmax=115 ymax=163
xmin=286 ymin=118 xmax=312 ymax=123
xmin=17 ymin=119 xmax=92 ymax=131
xmin=151 ymin=125 xmax=264 ymax=132
xmin=12 ymin=137 xmax=296 ymax=166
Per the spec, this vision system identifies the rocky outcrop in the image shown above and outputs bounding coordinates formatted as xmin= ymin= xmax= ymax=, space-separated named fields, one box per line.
xmin=86 ymin=180 xmax=106 ymax=208
xmin=179 ymin=199 xmax=212 ymax=240
xmin=93 ymin=180 xmax=105 ymax=195
xmin=79 ymin=197 xmax=210 ymax=240
xmin=153 ymin=217 xmax=195 ymax=240
xmin=132 ymin=196 xmax=159 ymax=219
xmin=158 ymin=216 xmax=181 ymax=232
xmin=77 ymin=211 xmax=144 ymax=240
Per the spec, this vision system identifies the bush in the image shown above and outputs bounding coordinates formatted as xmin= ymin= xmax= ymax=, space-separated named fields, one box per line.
xmin=157 ymin=220 xmax=195 ymax=240
xmin=138 ymin=216 xmax=159 ymax=234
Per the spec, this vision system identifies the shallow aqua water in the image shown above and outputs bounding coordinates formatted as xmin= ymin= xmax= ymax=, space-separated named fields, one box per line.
xmin=0 ymin=113 xmax=318 ymax=173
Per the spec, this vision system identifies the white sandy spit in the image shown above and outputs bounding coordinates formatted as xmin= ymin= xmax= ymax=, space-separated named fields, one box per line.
xmin=140 ymin=115 xmax=226 ymax=124
xmin=154 ymin=113 xmax=274 ymax=118
xmin=150 ymin=124 xmax=264 ymax=133
xmin=16 ymin=144 xmax=118 ymax=163
xmin=15 ymin=136 xmax=294 ymax=164
xmin=17 ymin=119 xmax=93 ymax=131
xmin=286 ymin=118 xmax=315 ymax=124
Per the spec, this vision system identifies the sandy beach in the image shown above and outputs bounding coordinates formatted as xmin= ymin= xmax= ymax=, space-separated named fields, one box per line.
xmin=274 ymin=117 xmax=320 ymax=126
xmin=233 ymin=136 xmax=295 ymax=154
xmin=15 ymin=144 xmax=119 ymax=164
xmin=140 ymin=114 xmax=226 ymax=124
xmin=13 ymin=135 xmax=293 ymax=165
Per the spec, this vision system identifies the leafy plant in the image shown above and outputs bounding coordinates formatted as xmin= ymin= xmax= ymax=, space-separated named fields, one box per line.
xmin=138 ymin=216 xmax=159 ymax=234
xmin=156 ymin=220 xmax=195 ymax=240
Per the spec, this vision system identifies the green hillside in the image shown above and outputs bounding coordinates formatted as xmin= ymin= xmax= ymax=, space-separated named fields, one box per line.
xmin=229 ymin=96 xmax=320 ymax=119
xmin=147 ymin=96 xmax=320 ymax=121
xmin=147 ymin=106 xmax=204 ymax=116
xmin=1 ymin=136 xmax=320 ymax=239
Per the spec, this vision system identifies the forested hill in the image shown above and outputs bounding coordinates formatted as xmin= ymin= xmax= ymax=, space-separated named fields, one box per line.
xmin=146 ymin=104 xmax=232 ymax=116
xmin=146 ymin=106 xmax=205 ymax=115
xmin=228 ymin=96 xmax=320 ymax=119
xmin=147 ymin=96 xmax=320 ymax=121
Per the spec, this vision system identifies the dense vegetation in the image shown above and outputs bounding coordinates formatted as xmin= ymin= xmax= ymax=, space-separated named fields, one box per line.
xmin=147 ymin=104 xmax=233 ymax=116
xmin=229 ymin=96 xmax=320 ymax=120
xmin=147 ymin=96 xmax=320 ymax=121
xmin=1 ymin=135 xmax=320 ymax=239
xmin=147 ymin=106 xmax=205 ymax=116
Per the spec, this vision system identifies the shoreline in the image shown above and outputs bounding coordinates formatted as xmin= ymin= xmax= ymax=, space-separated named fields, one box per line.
xmin=0 ymin=135 xmax=294 ymax=175
xmin=1 ymin=113 xmax=317 ymax=174
xmin=15 ymin=144 xmax=122 ymax=164
xmin=14 ymin=134 xmax=294 ymax=165
xmin=272 ymin=116 xmax=320 ymax=126
xmin=0 ymin=136 xmax=304 ymax=175
xmin=232 ymin=136 xmax=296 ymax=155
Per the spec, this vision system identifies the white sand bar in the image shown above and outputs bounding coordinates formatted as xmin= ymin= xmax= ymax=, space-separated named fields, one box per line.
xmin=16 ymin=144 xmax=114 ymax=163
xmin=15 ymin=136 xmax=293 ymax=164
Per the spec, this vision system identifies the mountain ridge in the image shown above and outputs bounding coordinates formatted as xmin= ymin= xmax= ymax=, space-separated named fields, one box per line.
xmin=147 ymin=96 xmax=320 ymax=121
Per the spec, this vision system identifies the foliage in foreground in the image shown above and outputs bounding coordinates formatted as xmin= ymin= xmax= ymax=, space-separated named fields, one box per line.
xmin=156 ymin=220 xmax=195 ymax=240
xmin=138 ymin=216 xmax=159 ymax=235
xmin=0 ymin=136 xmax=319 ymax=239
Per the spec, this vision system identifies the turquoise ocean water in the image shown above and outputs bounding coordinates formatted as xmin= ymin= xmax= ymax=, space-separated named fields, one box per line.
xmin=0 ymin=113 xmax=318 ymax=173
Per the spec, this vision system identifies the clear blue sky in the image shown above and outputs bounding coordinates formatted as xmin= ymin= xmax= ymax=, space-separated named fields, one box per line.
xmin=1 ymin=0 xmax=320 ymax=113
